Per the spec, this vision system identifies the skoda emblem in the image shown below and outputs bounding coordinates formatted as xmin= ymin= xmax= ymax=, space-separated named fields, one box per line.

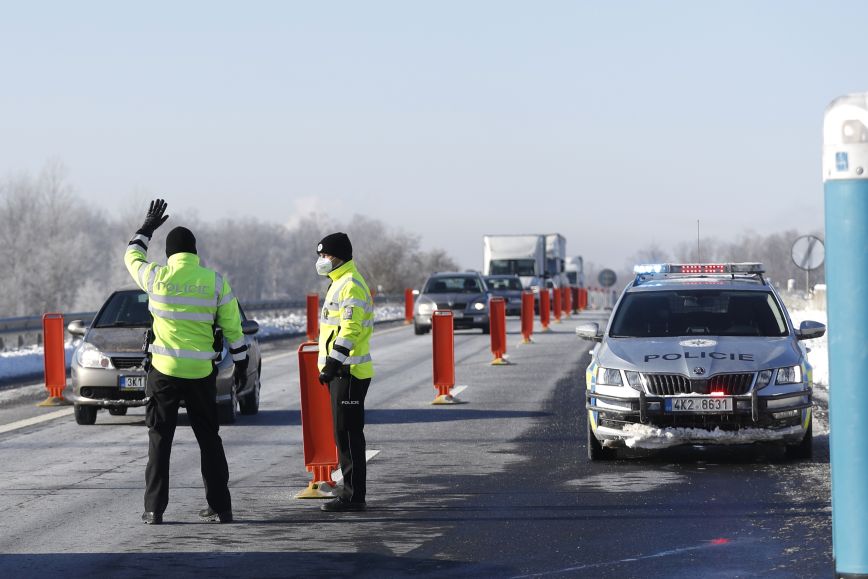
xmin=693 ymin=367 xmax=706 ymax=376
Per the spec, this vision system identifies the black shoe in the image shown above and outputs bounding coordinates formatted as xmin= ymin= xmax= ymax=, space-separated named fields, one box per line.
xmin=320 ymin=497 xmax=366 ymax=512
xmin=141 ymin=511 xmax=163 ymax=525
xmin=199 ymin=507 xmax=233 ymax=523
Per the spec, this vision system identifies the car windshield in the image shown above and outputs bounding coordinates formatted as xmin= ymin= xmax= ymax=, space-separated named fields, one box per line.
xmin=489 ymin=259 xmax=536 ymax=276
xmin=425 ymin=277 xmax=484 ymax=294
xmin=609 ymin=290 xmax=788 ymax=338
xmin=93 ymin=291 xmax=152 ymax=328
xmin=486 ymin=277 xmax=523 ymax=291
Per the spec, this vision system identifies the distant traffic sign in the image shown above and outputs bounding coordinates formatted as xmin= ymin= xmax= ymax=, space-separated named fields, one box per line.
xmin=791 ymin=235 xmax=825 ymax=271
xmin=598 ymin=269 xmax=617 ymax=287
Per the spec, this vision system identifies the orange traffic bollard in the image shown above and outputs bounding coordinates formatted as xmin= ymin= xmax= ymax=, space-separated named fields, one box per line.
xmin=306 ymin=294 xmax=319 ymax=342
xmin=38 ymin=313 xmax=69 ymax=407
xmin=295 ymin=342 xmax=339 ymax=498
xmin=553 ymin=286 xmax=562 ymax=323
xmin=489 ymin=297 xmax=508 ymax=365
xmin=539 ymin=289 xmax=551 ymax=332
xmin=581 ymin=287 xmax=588 ymax=310
xmin=404 ymin=288 xmax=414 ymax=325
xmin=563 ymin=286 xmax=572 ymax=318
xmin=520 ymin=291 xmax=534 ymax=344
xmin=571 ymin=286 xmax=579 ymax=314
xmin=432 ymin=310 xmax=462 ymax=404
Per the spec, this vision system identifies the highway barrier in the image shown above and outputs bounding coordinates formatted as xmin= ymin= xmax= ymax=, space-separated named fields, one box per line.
xmin=295 ymin=342 xmax=339 ymax=499
xmin=520 ymin=291 xmax=534 ymax=344
xmin=404 ymin=288 xmax=414 ymax=325
xmin=489 ymin=297 xmax=508 ymax=365
xmin=539 ymin=289 xmax=551 ymax=332
xmin=306 ymin=294 xmax=319 ymax=342
xmin=37 ymin=313 xmax=69 ymax=407
xmin=431 ymin=310 xmax=461 ymax=404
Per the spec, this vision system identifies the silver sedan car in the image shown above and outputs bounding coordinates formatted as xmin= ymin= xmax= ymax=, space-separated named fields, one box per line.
xmin=67 ymin=288 xmax=262 ymax=425
xmin=413 ymin=272 xmax=491 ymax=334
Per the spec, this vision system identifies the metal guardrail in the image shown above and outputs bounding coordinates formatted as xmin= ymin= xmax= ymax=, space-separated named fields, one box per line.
xmin=0 ymin=295 xmax=404 ymax=336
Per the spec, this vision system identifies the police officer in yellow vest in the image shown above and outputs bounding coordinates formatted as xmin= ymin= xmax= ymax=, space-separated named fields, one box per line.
xmin=125 ymin=199 xmax=247 ymax=525
xmin=316 ymin=232 xmax=374 ymax=512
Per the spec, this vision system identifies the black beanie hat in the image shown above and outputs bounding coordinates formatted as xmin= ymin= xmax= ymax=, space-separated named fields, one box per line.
xmin=317 ymin=232 xmax=352 ymax=262
xmin=166 ymin=226 xmax=197 ymax=258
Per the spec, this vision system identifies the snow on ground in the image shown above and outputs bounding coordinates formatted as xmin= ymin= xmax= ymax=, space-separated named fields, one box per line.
xmin=621 ymin=423 xmax=805 ymax=450
xmin=0 ymin=306 xmax=404 ymax=384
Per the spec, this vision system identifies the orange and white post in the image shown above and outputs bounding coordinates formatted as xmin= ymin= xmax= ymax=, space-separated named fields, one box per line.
xmin=539 ymin=289 xmax=552 ymax=332
xmin=431 ymin=310 xmax=463 ymax=404
xmin=520 ymin=291 xmax=534 ymax=344
xmin=489 ymin=297 xmax=509 ymax=365
xmin=404 ymin=288 xmax=414 ymax=325
xmin=553 ymin=287 xmax=562 ymax=323
xmin=295 ymin=342 xmax=339 ymax=498
xmin=38 ymin=313 xmax=70 ymax=407
xmin=306 ymin=293 xmax=319 ymax=342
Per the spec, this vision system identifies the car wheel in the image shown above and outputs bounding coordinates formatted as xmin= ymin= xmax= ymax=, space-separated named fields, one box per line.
xmin=74 ymin=404 xmax=98 ymax=425
xmin=218 ymin=387 xmax=237 ymax=425
xmin=108 ymin=406 xmax=128 ymax=416
xmin=785 ymin=416 xmax=813 ymax=460
xmin=414 ymin=322 xmax=427 ymax=335
xmin=239 ymin=366 xmax=261 ymax=416
xmin=587 ymin=416 xmax=615 ymax=461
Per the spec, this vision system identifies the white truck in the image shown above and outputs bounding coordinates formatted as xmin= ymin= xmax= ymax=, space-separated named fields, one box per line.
xmin=545 ymin=233 xmax=568 ymax=287
xmin=482 ymin=234 xmax=546 ymax=289
xmin=565 ymin=255 xmax=584 ymax=287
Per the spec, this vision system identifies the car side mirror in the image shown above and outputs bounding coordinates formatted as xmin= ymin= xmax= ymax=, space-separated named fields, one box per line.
xmin=241 ymin=320 xmax=260 ymax=336
xmin=576 ymin=322 xmax=602 ymax=342
xmin=796 ymin=320 xmax=826 ymax=341
xmin=67 ymin=320 xmax=87 ymax=338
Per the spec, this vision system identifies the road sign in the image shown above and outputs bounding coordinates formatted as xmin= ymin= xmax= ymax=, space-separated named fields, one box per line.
xmin=598 ymin=269 xmax=617 ymax=288
xmin=791 ymin=235 xmax=825 ymax=271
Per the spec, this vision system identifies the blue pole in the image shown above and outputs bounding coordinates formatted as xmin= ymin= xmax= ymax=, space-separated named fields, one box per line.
xmin=824 ymin=94 xmax=868 ymax=578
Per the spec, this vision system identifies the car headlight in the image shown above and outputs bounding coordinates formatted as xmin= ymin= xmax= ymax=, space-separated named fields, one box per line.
xmin=596 ymin=367 xmax=623 ymax=386
xmin=417 ymin=301 xmax=437 ymax=315
xmin=755 ymin=369 xmax=773 ymax=389
xmin=624 ymin=371 xmax=644 ymax=391
xmin=776 ymin=365 xmax=803 ymax=385
xmin=473 ymin=301 xmax=486 ymax=311
xmin=77 ymin=342 xmax=114 ymax=369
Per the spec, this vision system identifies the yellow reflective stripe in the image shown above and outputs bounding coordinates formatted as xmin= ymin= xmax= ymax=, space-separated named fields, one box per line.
xmin=340 ymin=298 xmax=374 ymax=312
xmin=335 ymin=337 xmax=355 ymax=349
xmin=318 ymin=353 xmax=372 ymax=366
xmin=329 ymin=350 xmax=348 ymax=363
xmin=149 ymin=344 xmax=217 ymax=360
xmin=218 ymin=291 xmax=235 ymax=307
xmin=149 ymin=305 xmax=215 ymax=322
xmin=148 ymin=293 xmax=216 ymax=307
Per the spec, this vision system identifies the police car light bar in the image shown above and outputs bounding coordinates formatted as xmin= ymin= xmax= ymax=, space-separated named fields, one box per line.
xmin=633 ymin=263 xmax=765 ymax=275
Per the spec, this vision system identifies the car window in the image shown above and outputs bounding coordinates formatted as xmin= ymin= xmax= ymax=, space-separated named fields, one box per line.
xmin=486 ymin=277 xmax=522 ymax=290
xmin=94 ymin=292 xmax=152 ymax=328
xmin=609 ymin=290 xmax=788 ymax=338
xmin=424 ymin=277 xmax=483 ymax=293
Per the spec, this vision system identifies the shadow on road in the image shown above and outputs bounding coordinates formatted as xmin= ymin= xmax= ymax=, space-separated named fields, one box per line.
xmin=234 ymin=408 xmax=551 ymax=427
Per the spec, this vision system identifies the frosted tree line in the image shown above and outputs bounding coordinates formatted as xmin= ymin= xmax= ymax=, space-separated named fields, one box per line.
xmin=0 ymin=164 xmax=458 ymax=318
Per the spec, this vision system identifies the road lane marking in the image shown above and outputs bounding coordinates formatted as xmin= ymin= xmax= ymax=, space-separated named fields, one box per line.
xmin=0 ymin=408 xmax=73 ymax=435
xmin=450 ymin=385 xmax=467 ymax=397
xmin=331 ymin=449 xmax=380 ymax=483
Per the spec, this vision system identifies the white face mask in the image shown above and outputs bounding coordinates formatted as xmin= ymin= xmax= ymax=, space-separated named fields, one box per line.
xmin=316 ymin=256 xmax=334 ymax=276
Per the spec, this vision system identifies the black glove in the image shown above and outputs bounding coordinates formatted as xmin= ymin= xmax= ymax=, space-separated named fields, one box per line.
xmin=234 ymin=356 xmax=249 ymax=388
xmin=138 ymin=198 xmax=169 ymax=237
xmin=318 ymin=357 xmax=342 ymax=386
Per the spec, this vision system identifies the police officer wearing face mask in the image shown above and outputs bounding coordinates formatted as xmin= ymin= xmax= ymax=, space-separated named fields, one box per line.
xmin=315 ymin=232 xmax=375 ymax=512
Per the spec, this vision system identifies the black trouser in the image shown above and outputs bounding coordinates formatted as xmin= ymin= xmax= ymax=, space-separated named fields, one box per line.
xmin=144 ymin=367 xmax=231 ymax=514
xmin=328 ymin=371 xmax=371 ymax=503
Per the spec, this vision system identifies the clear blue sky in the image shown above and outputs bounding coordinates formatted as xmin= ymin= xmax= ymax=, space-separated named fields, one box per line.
xmin=0 ymin=1 xmax=861 ymax=269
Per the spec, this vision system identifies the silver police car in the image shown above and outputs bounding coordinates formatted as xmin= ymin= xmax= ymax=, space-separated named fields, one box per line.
xmin=577 ymin=263 xmax=826 ymax=460
xmin=67 ymin=288 xmax=262 ymax=426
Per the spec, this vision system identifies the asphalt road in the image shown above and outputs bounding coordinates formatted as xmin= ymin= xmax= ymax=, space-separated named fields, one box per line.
xmin=0 ymin=312 xmax=831 ymax=578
